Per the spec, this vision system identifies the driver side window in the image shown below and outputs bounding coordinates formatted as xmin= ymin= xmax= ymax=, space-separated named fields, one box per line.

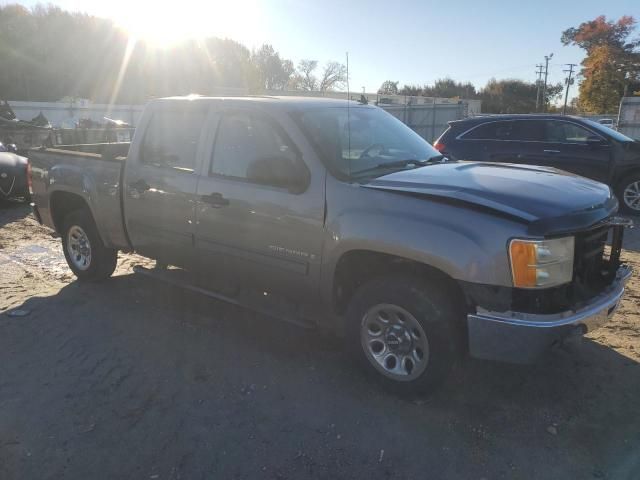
xmin=545 ymin=121 xmax=594 ymax=144
xmin=210 ymin=112 xmax=300 ymax=188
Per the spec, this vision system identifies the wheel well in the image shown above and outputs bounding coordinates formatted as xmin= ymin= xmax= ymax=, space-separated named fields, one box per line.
xmin=614 ymin=167 xmax=640 ymax=189
xmin=50 ymin=191 xmax=89 ymax=233
xmin=332 ymin=250 xmax=466 ymax=315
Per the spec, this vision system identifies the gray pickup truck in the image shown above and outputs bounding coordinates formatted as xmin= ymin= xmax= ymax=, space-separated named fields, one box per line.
xmin=29 ymin=96 xmax=633 ymax=394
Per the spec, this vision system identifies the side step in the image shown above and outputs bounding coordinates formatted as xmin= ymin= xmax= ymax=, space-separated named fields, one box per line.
xmin=132 ymin=265 xmax=315 ymax=330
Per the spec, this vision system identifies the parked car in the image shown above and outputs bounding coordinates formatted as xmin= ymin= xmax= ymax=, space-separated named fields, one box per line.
xmin=0 ymin=142 xmax=30 ymax=201
xmin=29 ymin=97 xmax=633 ymax=394
xmin=433 ymin=114 xmax=640 ymax=213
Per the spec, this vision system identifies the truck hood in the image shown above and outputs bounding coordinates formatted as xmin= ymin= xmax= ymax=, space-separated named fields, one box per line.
xmin=363 ymin=161 xmax=618 ymax=236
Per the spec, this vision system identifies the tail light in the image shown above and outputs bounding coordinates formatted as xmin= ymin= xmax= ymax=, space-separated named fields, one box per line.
xmin=433 ymin=141 xmax=446 ymax=153
xmin=26 ymin=160 xmax=33 ymax=194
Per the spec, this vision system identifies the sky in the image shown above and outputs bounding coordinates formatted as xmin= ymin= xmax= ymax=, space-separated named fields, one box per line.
xmin=12 ymin=0 xmax=640 ymax=97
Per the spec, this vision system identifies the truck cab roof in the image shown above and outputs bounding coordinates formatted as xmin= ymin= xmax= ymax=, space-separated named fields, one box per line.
xmin=152 ymin=95 xmax=370 ymax=112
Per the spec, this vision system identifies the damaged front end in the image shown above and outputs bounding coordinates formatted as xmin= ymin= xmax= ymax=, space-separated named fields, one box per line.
xmin=463 ymin=216 xmax=634 ymax=364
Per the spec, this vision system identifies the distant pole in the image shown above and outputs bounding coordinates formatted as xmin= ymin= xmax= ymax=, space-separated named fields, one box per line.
xmin=535 ymin=64 xmax=544 ymax=112
xmin=346 ymin=52 xmax=351 ymax=177
xmin=345 ymin=52 xmax=350 ymax=101
xmin=541 ymin=53 xmax=553 ymax=112
xmin=562 ymin=63 xmax=577 ymax=115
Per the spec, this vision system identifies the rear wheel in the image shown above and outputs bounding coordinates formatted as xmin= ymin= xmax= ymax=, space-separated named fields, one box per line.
xmin=617 ymin=175 xmax=640 ymax=214
xmin=346 ymin=275 xmax=461 ymax=395
xmin=61 ymin=209 xmax=117 ymax=281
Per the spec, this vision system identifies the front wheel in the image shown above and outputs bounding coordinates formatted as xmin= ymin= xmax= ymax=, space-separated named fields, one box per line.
xmin=617 ymin=175 xmax=640 ymax=214
xmin=346 ymin=275 xmax=462 ymax=396
xmin=61 ymin=209 xmax=117 ymax=281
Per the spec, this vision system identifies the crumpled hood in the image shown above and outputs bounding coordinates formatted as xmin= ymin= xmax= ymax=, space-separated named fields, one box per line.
xmin=363 ymin=161 xmax=618 ymax=235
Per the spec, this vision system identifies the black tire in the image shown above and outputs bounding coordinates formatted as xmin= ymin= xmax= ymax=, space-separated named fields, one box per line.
xmin=616 ymin=175 xmax=640 ymax=215
xmin=346 ymin=274 xmax=462 ymax=396
xmin=61 ymin=208 xmax=117 ymax=281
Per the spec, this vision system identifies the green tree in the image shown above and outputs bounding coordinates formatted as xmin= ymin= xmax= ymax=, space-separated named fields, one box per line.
xmin=423 ymin=78 xmax=477 ymax=98
xmin=561 ymin=15 xmax=640 ymax=113
xmin=0 ymin=5 xmax=282 ymax=102
xmin=397 ymin=79 xmax=477 ymax=98
xmin=251 ymin=44 xmax=294 ymax=91
xmin=479 ymin=79 xmax=562 ymax=113
xmin=378 ymin=80 xmax=399 ymax=95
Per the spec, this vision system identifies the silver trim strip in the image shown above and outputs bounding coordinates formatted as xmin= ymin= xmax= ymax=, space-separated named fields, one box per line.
xmin=469 ymin=264 xmax=632 ymax=329
xmin=456 ymin=118 xmax=607 ymax=144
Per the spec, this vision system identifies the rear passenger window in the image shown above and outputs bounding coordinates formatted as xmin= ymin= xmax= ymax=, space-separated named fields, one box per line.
xmin=141 ymin=108 xmax=207 ymax=171
xmin=211 ymin=112 xmax=298 ymax=186
xmin=462 ymin=121 xmax=514 ymax=140
xmin=544 ymin=121 xmax=594 ymax=143
xmin=510 ymin=120 xmax=545 ymax=141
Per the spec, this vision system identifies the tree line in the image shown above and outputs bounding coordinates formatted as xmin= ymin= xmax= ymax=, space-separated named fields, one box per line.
xmin=0 ymin=4 xmax=346 ymax=104
xmin=378 ymin=15 xmax=639 ymax=114
xmin=378 ymin=78 xmax=564 ymax=114
xmin=0 ymin=5 xmax=637 ymax=114
xmin=562 ymin=15 xmax=640 ymax=113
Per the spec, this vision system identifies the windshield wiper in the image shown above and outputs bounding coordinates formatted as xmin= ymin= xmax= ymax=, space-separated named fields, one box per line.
xmin=351 ymin=155 xmax=446 ymax=176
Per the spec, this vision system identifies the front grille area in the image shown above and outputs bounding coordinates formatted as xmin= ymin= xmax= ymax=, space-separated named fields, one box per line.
xmin=573 ymin=224 xmax=622 ymax=298
xmin=507 ymin=223 xmax=624 ymax=314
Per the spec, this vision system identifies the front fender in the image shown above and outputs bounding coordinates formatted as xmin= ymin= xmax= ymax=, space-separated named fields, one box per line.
xmin=320 ymin=184 xmax=527 ymax=307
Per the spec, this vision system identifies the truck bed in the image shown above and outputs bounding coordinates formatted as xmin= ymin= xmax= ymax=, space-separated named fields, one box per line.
xmin=28 ymin=142 xmax=131 ymax=250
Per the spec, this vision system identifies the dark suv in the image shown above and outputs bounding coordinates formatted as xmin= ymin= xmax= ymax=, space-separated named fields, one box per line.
xmin=434 ymin=115 xmax=640 ymax=213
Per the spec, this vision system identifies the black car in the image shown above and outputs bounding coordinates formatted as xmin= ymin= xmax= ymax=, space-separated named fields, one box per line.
xmin=0 ymin=142 xmax=29 ymax=201
xmin=434 ymin=115 xmax=640 ymax=213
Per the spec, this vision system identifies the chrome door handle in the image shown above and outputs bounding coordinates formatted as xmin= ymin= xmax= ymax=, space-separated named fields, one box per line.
xmin=543 ymin=149 xmax=561 ymax=154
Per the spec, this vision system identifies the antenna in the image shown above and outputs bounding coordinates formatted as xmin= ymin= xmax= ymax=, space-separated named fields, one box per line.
xmin=346 ymin=51 xmax=351 ymax=179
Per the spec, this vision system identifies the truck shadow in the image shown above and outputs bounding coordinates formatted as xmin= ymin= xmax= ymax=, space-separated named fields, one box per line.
xmin=0 ymin=199 xmax=30 ymax=227
xmin=2 ymin=271 xmax=639 ymax=478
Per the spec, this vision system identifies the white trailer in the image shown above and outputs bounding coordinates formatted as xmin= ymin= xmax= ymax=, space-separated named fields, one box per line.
xmin=618 ymin=97 xmax=640 ymax=140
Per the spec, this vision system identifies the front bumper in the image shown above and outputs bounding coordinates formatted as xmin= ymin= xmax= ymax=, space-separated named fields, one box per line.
xmin=467 ymin=264 xmax=633 ymax=364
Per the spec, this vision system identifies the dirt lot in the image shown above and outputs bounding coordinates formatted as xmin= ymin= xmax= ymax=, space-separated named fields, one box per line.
xmin=1 ymin=201 xmax=639 ymax=480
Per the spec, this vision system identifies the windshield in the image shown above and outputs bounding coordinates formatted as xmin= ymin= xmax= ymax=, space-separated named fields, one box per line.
xmin=582 ymin=118 xmax=635 ymax=142
xmin=297 ymin=106 xmax=442 ymax=178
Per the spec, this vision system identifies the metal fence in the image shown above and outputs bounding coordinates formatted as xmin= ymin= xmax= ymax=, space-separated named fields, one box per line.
xmin=8 ymin=93 xmax=479 ymax=146
xmin=379 ymin=102 xmax=467 ymax=143
xmin=268 ymin=90 xmax=479 ymax=143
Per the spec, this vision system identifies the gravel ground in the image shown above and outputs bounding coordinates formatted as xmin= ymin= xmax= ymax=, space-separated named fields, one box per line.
xmin=1 ymin=201 xmax=639 ymax=480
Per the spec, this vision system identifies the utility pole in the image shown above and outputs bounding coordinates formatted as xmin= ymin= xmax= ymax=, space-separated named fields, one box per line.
xmin=542 ymin=53 xmax=553 ymax=112
xmin=562 ymin=63 xmax=577 ymax=115
xmin=535 ymin=64 xmax=544 ymax=111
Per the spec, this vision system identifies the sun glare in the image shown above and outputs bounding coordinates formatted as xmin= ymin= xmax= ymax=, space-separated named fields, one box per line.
xmin=111 ymin=0 xmax=263 ymax=47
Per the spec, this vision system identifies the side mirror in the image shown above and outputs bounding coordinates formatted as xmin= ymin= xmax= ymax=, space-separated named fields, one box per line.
xmin=246 ymin=155 xmax=310 ymax=194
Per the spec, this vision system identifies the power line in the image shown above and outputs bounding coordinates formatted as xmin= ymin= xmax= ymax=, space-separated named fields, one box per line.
xmin=562 ymin=63 xmax=577 ymax=115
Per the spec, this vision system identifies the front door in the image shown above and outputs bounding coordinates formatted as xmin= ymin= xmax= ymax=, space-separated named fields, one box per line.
xmin=194 ymin=109 xmax=325 ymax=301
xmin=123 ymin=104 xmax=208 ymax=266
xmin=533 ymin=120 xmax=613 ymax=183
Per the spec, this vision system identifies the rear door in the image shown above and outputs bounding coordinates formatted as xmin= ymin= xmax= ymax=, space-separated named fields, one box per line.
xmin=456 ymin=120 xmax=533 ymax=163
xmin=123 ymin=103 xmax=208 ymax=266
xmin=194 ymin=107 xmax=325 ymax=301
